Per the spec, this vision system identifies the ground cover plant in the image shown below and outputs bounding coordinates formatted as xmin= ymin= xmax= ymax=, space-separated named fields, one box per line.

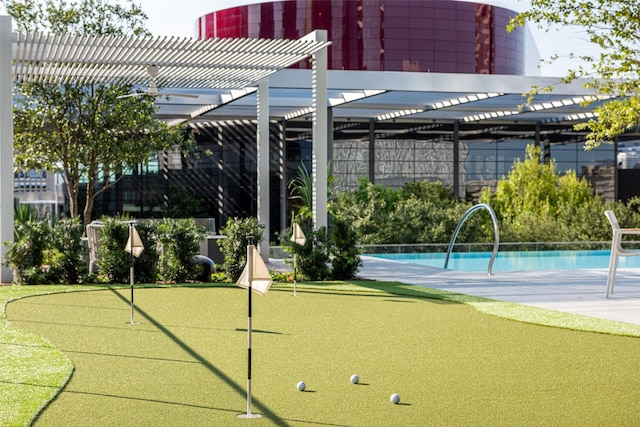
xmin=2 ymin=282 xmax=640 ymax=426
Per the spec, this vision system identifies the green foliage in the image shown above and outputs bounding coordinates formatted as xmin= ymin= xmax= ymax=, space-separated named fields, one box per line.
xmin=333 ymin=178 xmax=478 ymax=245
xmin=479 ymin=144 xmax=617 ymax=243
xmin=292 ymin=222 xmax=330 ymax=281
xmin=4 ymin=217 xmax=86 ymax=285
xmin=288 ymin=163 xmax=338 ymax=220
xmin=2 ymin=0 xmax=149 ymax=35
xmin=478 ymin=145 xmax=598 ymax=223
xmin=161 ymin=185 xmax=204 ymax=218
xmin=96 ymin=217 xmax=159 ymax=284
xmin=270 ymin=270 xmax=294 ymax=283
xmin=157 ymin=218 xmax=205 ymax=282
xmin=3 ymin=220 xmax=51 ymax=285
xmin=329 ymin=218 xmax=362 ymax=280
xmin=282 ymin=216 xmax=361 ymax=281
xmin=508 ymin=0 xmax=640 ymax=148
xmin=332 ymin=178 xmax=400 ymax=244
xmin=13 ymin=202 xmax=40 ymax=240
xmin=218 ymin=217 xmax=265 ymax=281
xmin=47 ymin=217 xmax=86 ymax=284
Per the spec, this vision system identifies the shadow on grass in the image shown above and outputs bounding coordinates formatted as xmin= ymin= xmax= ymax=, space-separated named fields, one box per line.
xmin=62 ymin=388 xmax=244 ymax=414
xmin=271 ymin=280 xmax=464 ymax=304
xmin=109 ymin=289 xmax=293 ymax=426
xmin=61 ymin=348 xmax=203 ymax=365
xmin=235 ymin=328 xmax=288 ymax=335
xmin=271 ymin=285 xmax=460 ymax=305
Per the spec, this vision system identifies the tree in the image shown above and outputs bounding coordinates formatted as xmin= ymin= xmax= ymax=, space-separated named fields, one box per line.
xmin=478 ymin=144 xmax=611 ymax=242
xmin=508 ymin=1 xmax=640 ymax=148
xmin=4 ymin=0 xmax=194 ymax=227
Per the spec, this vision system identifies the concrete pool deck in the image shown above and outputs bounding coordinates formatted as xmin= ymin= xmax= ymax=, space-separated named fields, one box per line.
xmin=358 ymin=256 xmax=640 ymax=326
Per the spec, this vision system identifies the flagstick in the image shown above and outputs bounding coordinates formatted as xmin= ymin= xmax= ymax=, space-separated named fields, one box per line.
xmin=293 ymin=253 xmax=297 ymax=296
xmin=291 ymin=212 xmax=296 ymax=297
xmin=128 ymin=222 xmax=136 ymax=325
xmin=238 ymin=236 xmax=260 ymax=419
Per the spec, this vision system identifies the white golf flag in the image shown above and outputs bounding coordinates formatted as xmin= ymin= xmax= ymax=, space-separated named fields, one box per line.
xmin=290 ymin=223 xmax=306 ymax=246
xmin=125 ymin=226 xmax=144 ymax=258
xmin=237 ymin=245 xmax=273 ymax=296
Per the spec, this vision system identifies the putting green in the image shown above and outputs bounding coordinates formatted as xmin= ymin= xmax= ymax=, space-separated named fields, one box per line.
xmin=6 ymin=285 xmax=640 ymax=426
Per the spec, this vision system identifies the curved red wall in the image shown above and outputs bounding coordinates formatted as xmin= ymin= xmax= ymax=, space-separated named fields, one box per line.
xmin=197 ymin=0 xmax=525 ymax=75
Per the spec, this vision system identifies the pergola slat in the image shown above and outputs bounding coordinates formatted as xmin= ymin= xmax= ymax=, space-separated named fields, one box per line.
xmin=11 ymin=32 xmax=331 ymax=89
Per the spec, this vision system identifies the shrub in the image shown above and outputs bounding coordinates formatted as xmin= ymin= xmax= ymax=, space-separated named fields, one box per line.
xmin=3 ymin=220 xmax=51 ymax=285
xmin=157 ymin=218 xmax=205 ymax=282
xmin=219 ymin=217 xmax=265 ymax=281
xmin=293 ymin=222 xmax=330 ymax=281
xmin=47 ymin=217 xmax=86 ymax=284
xmin=333 ymin=178 xmax=476 ymax=245
xmin=97 ymin=218 xmax=159 ymax=283
xmin=479 ymin=144 xmax=618 ymax=244
xmin=329 ymin=218 xmax=362 ymax=280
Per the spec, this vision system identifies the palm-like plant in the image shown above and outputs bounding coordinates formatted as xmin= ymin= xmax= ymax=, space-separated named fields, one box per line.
xmin=288 ymin=164 xmax=337 ymax=220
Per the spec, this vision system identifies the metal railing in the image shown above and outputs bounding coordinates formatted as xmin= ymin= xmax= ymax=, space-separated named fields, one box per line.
xmin=444 ymin=203 xmax=499 ymax=275
xmin=356 ymin=241 xmax=613 ymax=254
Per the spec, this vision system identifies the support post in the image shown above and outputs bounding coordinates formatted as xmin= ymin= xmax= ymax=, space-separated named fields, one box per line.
xmin=0 ymin=16 xmax=13 ymax=284
xmin=257 ymin=78 xmax=270 ymax=261
xmin=453 ymin=121 xmax=460 ymax=199
xmin=304 ymin=30 xmax=328 ymax=229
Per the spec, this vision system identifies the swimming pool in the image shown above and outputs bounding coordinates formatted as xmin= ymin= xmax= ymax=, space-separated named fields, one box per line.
xmin=367 ymin=249 xmax=640 ymax=272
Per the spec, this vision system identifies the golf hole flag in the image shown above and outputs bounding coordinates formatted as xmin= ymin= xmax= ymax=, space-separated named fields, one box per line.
xmin=290 ymin=223 xmax=306 ymax=246
xmin=237 ymin=245 xmax=273 ymax=295
xmin=124 ymin=225 xmax=144 ymax=257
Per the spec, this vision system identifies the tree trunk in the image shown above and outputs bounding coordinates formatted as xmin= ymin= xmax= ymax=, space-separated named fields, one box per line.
xmin=83 ymin=180 xmax=96 ymax=233
xmin=66 ymin=180 xmax=79 ymax=219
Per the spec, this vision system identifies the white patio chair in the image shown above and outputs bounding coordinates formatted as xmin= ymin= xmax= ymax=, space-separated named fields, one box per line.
xmin=86 ymin=220 xmax=104 ymax=274
xmin=604 ymin=210 xmax=640 ymax=298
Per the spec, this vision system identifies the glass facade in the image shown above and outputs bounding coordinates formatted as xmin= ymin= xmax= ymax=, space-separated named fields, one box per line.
xmin=198 ymin=0 xmax=525 ymax=74
xmin=328 ymin=122 xmax=614 ymax=200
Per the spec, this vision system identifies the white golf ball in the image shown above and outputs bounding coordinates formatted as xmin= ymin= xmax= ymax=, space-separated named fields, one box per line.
xmin=350 ymin=374 xmax=359 ymax=384
xmin=297 ymin=381 xmax=306 ymax=391
xmin=390 ymin=393 xmax=400 ymax=404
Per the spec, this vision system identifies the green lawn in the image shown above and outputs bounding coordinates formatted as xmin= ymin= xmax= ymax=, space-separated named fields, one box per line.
xmin=2 ymin=282 xmax=640 ymax=426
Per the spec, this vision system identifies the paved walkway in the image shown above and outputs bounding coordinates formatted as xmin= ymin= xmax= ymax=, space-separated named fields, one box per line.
xmin=358 ymin=256 xmax=640 ymax=325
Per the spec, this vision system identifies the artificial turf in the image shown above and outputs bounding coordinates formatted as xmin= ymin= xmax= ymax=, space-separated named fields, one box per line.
xmin=4 ymin=283 xmax=640 ymax=426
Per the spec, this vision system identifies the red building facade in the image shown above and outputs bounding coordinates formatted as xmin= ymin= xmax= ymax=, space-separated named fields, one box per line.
xmin=197 ymin=0 xmax=525 ymax=75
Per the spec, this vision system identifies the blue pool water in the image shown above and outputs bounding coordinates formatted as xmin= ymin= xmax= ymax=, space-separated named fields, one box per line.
xmin=367 ymin=249 xmax=640 ymax=272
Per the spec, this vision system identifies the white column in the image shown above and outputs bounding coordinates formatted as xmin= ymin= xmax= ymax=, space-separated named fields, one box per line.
xmin=0 ymin=16 xmax=13 ymax=284
xmin=307 ymin=30 xmax=328 ymax=229
xmin=256 ymin=78 xmax=270 ymax=260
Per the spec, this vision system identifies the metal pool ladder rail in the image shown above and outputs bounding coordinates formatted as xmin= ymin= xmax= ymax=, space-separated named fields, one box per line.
xmin=444 ymin=203 xmax=499 ymax=275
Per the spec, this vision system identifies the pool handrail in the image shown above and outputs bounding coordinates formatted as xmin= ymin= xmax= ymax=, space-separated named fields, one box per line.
xmin=444 ymin=203 xmax=499 ymax=275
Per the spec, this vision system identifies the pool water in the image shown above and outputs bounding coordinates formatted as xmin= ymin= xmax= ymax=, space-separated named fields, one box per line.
xmin=367 ymin=249 xmax=640 ymax=272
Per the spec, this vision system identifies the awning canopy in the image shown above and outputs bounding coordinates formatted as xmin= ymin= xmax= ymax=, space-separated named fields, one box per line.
xmin=154 ymin=69 xmax=613 ymax=127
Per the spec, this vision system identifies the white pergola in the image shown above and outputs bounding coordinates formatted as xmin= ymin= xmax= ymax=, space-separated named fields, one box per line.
xmin=0 ymin=15 xmax=330 ymax=282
